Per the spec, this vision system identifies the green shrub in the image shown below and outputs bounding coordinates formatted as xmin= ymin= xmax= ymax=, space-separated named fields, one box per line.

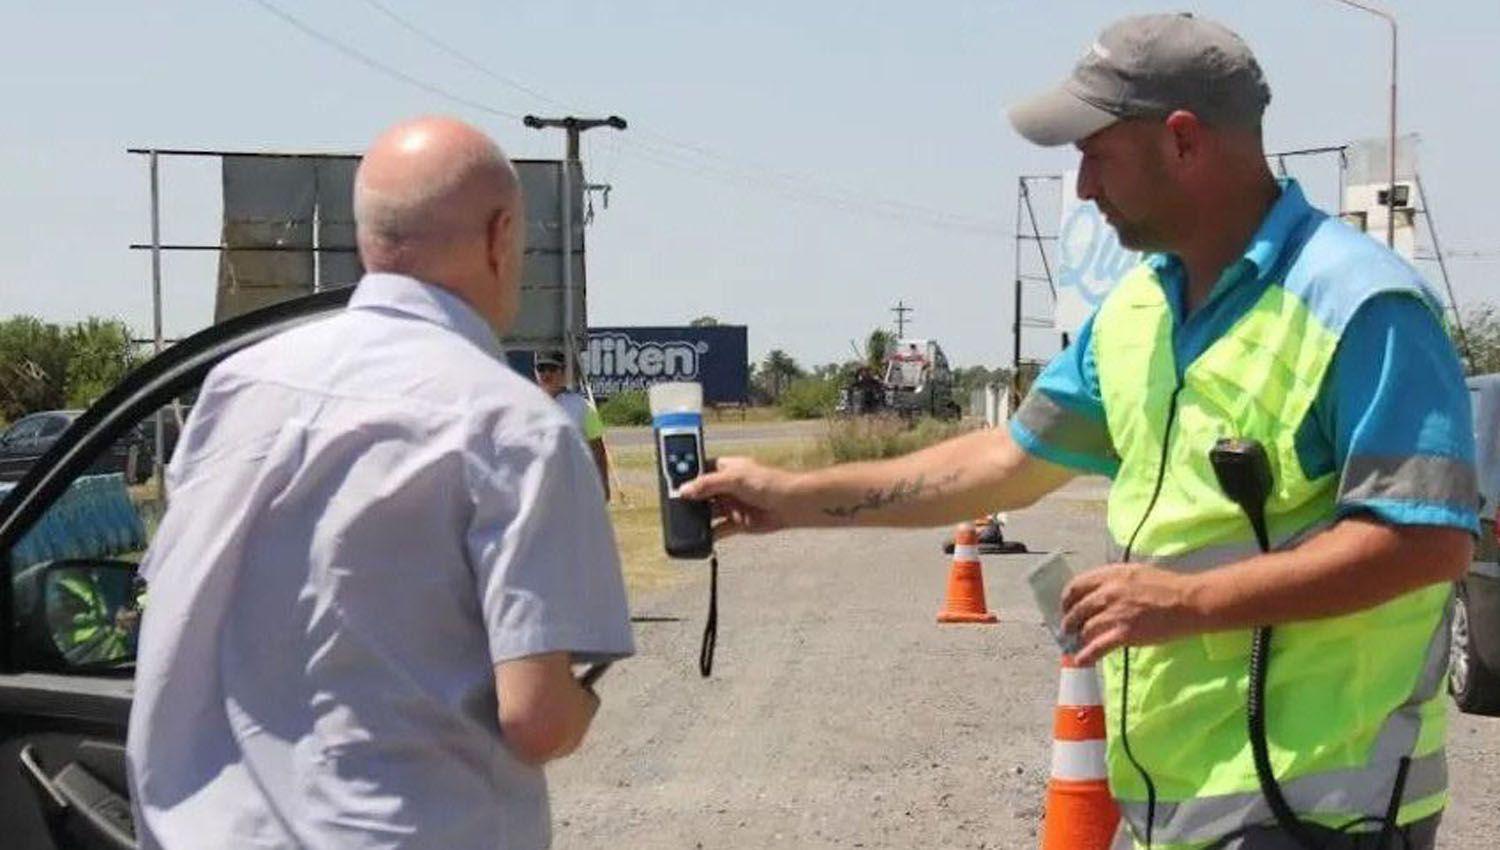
xmin=598 ymin=390 xmax=652 ymax=426
xmin=825 ymin=415 xmax=973 ymax=462
xmin=780 ymin=377 xmax=840 ymax=420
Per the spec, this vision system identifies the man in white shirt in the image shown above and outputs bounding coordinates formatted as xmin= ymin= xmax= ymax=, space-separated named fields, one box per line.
xmin=126 ymin=116 xmax=633 ymax=850
xmin=532 ymin=349 xmax=610 ymax=500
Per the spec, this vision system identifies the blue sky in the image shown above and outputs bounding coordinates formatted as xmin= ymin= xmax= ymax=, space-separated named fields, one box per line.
xmin=2 ymin=1 xmax=1496 ymax=368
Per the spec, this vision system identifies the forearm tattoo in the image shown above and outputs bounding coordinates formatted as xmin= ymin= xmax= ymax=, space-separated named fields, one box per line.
xmin=821 ymin=470 xmax=962 ymax=519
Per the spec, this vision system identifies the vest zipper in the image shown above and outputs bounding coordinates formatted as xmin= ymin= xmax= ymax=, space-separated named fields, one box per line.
xmin=1118 ymin=378 xmax=1185 ymax=849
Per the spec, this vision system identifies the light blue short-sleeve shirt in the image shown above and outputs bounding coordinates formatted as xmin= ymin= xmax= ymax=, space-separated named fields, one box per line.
xmin=128 ymin=274 xmax=633 ymax=850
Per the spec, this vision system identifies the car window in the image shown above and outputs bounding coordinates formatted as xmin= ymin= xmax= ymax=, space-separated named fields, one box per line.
xmin=3 ymin=417 xmax=46 ymax=442
xmin=4 ymin=399 xmax=187 ymax=673
xmin=38 ymin=415 xmax=71 ymax=438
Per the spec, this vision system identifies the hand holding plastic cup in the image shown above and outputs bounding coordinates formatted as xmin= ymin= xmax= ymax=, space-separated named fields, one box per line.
xmin=1025 ymin=552 xmax=1082 ymax=655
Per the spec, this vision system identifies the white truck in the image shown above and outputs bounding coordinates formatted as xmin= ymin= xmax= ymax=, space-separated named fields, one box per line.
xmin=881 ymin=338 xmax=961 ymax=420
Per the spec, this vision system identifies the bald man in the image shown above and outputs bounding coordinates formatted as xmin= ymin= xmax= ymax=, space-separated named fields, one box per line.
xmin=127 ymin=117 xmax=634 ymax=850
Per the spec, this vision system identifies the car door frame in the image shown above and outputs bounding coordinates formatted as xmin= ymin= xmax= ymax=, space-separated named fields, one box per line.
xmin=0 ymin=286 xmax=354 ymax=674
xmin=0 ymin=289 xmax=351 ymax=850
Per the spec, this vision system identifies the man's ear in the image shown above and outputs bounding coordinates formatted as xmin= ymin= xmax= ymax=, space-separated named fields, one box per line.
xmin=488 ymin=207 xmax=514 ymax=273
xmin=1162 ymin=110 xmax=1206 ymax=166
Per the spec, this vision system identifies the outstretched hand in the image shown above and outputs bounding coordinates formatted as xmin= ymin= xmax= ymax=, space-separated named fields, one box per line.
xmin=678 ymin=456 xmax=797 ymax=540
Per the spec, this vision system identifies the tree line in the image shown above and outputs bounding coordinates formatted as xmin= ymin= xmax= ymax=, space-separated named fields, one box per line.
xmin=742 ymin=302 xmax=1500 ymax=419
xmin=748 ymin=328 xmax=1013 ymax=418
xmin=0 ymin=316 xmax=141 ymax=424
xmin=5 ymin=303 xmax=1498 ymax=429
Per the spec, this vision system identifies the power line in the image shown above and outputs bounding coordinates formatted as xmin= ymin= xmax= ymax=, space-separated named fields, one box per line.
xmin=345 ymin=0 xmax=1005 ymax=234
xmin=623 ymin=126 xmax=1004 ymax=231
xmin=356 ymin=0 xmax=573 ymax=112
xmin=248 ymin=0 xmax=1004 ymax=236
xmin=246 ymin=0 xmax=521 ymax=121
xmin=608 ymin=140 xmax=1004 ymax=234
xmin=622 ymin=137 xmax=1007 ymax=233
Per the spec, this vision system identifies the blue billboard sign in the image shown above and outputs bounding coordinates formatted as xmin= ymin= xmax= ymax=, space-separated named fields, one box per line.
xmin=586 ymin=326 xmax=748 ymax=403
xmin=507 ymin=326 xmax=749 ymax=404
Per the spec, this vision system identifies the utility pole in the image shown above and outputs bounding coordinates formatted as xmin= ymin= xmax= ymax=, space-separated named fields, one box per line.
xmin=522 ymin=115 xmax=627 ymax=384
xmin=148 ymin=150 xmax=167 ymax=505
xmin=891 ymin=300 xmax=914 ymax=338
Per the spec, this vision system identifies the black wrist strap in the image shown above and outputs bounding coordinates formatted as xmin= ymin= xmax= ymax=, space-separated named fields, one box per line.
xmin=698 ymin=552 xmax=718 ymax=677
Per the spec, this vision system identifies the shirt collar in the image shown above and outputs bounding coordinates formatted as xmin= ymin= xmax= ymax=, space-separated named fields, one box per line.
xmin=1242 ymin=178 xmax=1312 ymax=277
xmin=348 ymin=273 xmax=503 ymax=357
xmin=1143 ymin=177 xmax=1315 ymax=298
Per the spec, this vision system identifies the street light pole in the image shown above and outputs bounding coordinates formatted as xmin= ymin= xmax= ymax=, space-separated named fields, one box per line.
xmin=1332 ymin=0 xmax=1398 ymax=249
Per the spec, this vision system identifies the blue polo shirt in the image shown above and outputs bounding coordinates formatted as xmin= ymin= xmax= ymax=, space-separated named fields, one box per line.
xmin=1011 ymin=180 xmax=1478 ymax=533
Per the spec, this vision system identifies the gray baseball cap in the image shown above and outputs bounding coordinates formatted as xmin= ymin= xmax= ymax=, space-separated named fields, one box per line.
xmin=1008 ymin=13 xmax=1271 ymax=147
xmin=534 ymin=349 xmax=566 ymax=368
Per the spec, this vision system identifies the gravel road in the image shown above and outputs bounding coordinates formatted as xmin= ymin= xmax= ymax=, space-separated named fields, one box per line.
xmin=550 ymin=480 xmax=1500 ymax=849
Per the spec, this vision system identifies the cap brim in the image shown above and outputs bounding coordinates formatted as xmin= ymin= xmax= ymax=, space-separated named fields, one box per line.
xmin=1007 ymin=86 xmax=1119 ymax=147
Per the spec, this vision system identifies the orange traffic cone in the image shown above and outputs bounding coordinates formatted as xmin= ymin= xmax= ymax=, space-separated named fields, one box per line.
xmin=1040 ymin=655 xmax=1120 ymax=850
xmin=936 ymin=523 xmax=998 ymax=624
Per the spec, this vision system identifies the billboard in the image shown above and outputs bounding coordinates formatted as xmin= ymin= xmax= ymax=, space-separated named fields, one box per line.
xmin=511 ymin=326 xmax=749 ymax=403
xmin=214 ymin=156 xmax=585 ymax=351
xmin=1054 ymin=171 xmax=1142 ymax=338
xmin=1341 ymin=134 xmax=1420 ymax=261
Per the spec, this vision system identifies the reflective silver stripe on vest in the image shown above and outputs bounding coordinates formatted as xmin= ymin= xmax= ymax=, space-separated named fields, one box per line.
xmin=1118 ymin=750 xmax=1447 ymax=844
xmin=1116 ymin=588 xmax=1454 ymax=844
xmin=1104 ymin=522 xmax=1330 ymax=572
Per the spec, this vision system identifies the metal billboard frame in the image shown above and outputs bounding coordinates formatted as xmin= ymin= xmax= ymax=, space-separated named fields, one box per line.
xmin=127 ymin=147 xmax=588 ymax=361
xmin=125 ymin=146 xmax=589 ymax=497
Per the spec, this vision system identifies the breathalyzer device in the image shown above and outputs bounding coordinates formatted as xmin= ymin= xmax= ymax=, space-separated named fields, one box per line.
xmin=649 ymin=382 xmax=714 ymax=559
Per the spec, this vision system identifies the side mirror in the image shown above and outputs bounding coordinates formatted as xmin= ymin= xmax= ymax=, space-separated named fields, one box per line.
xmin=11 ymin=559 xmax=141 ymax=672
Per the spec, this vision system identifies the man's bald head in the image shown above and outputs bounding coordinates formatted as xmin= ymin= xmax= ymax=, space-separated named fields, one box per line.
xmin=354 ymin=117 xmax=525 ymax=331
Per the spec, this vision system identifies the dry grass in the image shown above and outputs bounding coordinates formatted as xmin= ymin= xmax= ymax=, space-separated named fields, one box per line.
xmin=607 ymin=481 xmax=685 ymax=594
xmin=825 ymin=415 xmax=974 ymax=462
xmin=706 ymin=405 xmax=788 ymax=424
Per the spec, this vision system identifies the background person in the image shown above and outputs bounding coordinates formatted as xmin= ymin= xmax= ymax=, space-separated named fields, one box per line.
xmin=533 ymin=349 xmax=611 ymax=500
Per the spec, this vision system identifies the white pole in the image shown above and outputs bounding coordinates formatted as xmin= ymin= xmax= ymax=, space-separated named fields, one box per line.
xmin=1386 ymin=16 xmax=1398 ymax=249
xmin=1331 ymin=0 xmax=1398 ymax=248
xmin=312 ymin=166 xmax=322 ymax=293
xmin=561 ymin=159 xmax=575 ymax=386
xmin=149 ymin=151 xmax=166 ymax=502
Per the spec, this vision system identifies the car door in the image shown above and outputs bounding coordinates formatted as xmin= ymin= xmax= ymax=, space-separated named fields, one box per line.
xmin=0 ymin=288 xmax=352 ymax=850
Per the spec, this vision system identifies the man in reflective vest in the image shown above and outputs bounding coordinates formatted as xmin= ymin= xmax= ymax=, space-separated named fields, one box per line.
xmin=49 ymin=569 xmax=133 ymax=665
xmin=682 ymin=13 xmax=1475 ymax=849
